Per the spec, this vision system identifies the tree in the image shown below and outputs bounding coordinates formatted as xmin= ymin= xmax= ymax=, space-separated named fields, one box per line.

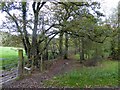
xmin=118 ymin=1 xmax=120 ymax=60
xmin=51 ymin=1 xmax=104 ymax=60
xmin=0 ymin=1 xmax=107 ymax=68
xmin=0 ymin=2 xmax=60 ymax=68
xmin=0 ymin=31 xmax=23 ymax=47
xmin=105 ymin=5 xmax=119 ymax=60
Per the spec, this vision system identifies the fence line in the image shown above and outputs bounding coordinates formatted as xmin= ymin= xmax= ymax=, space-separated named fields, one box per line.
xmin=0 ymin=68 xmax=18 ymax=84
xmin=0 ymin=49 xmax=23 ymax=84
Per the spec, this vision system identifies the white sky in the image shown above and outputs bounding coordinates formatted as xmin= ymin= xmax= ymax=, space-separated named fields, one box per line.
xmin=100 ymin=0 xmax=119 ymax=17
xmin=0 ymin=0 xmax=119 ymax=26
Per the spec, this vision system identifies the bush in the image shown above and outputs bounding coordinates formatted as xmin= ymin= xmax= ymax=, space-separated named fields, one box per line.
xmin=84 ymin=56 xmax=103 ymax=67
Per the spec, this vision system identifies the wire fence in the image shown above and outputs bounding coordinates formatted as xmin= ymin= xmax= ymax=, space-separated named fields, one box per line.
xmin=0 ymin=68 xmax=18 ymax=84
xmin=0 ymin=63 xmax=18 ymax=85
xmin=2 ymin=63 xmax=18 ymax=71
xmin=0 ymin=58 xmax=19 ymax=84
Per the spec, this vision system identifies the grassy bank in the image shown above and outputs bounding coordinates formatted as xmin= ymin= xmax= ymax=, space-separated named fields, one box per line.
xmin=44 ymin=60 xmax=119 ymax=88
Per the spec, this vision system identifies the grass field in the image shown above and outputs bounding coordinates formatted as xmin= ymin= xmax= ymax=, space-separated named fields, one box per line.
xmin=0 ymin=46 xmax=26 ymax=70
xmin=44 ymin=60 xmax=119 ymax=88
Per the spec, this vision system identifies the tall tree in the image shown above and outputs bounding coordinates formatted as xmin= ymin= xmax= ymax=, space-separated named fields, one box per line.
xmin=118 ymin=1 xmax=120 ymax=60
xmin=22 ymin=2 xmax=31 ymax=58
xmin=0 ymin=2 xmax=59 ymax=68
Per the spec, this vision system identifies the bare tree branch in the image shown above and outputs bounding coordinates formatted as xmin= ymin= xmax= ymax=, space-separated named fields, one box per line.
xmin=32 ymin=2 xmax=36 ymax=13
xmin=38 ymin=2 xmax=46 ymax=11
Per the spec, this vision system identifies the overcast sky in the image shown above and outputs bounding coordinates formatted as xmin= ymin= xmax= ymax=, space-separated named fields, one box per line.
xmin=0 ymin=0 xmax=119 ymax=26
xmin=100 ymin=0 xmax=119 ymax=17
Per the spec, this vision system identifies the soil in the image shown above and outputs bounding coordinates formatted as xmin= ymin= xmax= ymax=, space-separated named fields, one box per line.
xmin=2 ymin=59 xmax=82 ymax=88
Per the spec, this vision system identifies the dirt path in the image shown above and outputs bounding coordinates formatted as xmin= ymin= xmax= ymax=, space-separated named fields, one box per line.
xmin=2 ymin=59 xmax=81 ymax=88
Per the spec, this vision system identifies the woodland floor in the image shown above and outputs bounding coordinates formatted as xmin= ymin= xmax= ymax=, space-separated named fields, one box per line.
xmin=2 ymin=58 xmax=82 ymax=88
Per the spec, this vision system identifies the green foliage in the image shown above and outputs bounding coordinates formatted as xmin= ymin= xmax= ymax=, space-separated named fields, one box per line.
xmin=0 ymin=2 xmax=5 ymax=10
xmin=74 ymin=54 xmax=80 ymax=60
xmin=0 ymin=31 xmax=23 ymax=47
xmin=0 ymin=46 xmax=26 ymax=70
xmin=44 ymin=60 xmax=119 ymax=87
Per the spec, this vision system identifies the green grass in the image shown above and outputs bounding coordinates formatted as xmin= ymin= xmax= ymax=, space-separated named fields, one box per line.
xmin=0 ymin=46 xmax=26 ymax=70
xmin=44 ymin=60 xmax=119 ymax=88
xmin=74 ymin=54 xmax=80 ymax=60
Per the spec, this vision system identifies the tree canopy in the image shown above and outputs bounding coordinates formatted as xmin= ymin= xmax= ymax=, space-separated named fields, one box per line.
xmin=0 ymin=1 xmax=119 ymax=68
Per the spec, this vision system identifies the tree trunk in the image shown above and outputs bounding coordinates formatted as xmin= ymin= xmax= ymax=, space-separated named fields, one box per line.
xmin=74 ymin=38 xmax=78 ymax=55
xmin=22 ymin=2 xmax=31 ymax=59
xmin=31 ymin=9 xmax=39 ymax=68
xmin=30 ymin=2 xmax=46 ymax=68
xmin=80 ymin=37 xmax=85 ymax=63
xmin=95 ymin=43 xmax=99 ymax=56
xmin=45 ymin=37 xmax=48 ymax=60
xmin=110 ymin=40 xmax=116 ymax=59
xmin=118 ymin=2 xmax=120 ymax=60
xmin=64 ymin=32 xmax=68 ymax=59
xmin=59 ymin=31 xmax=64 ymax=58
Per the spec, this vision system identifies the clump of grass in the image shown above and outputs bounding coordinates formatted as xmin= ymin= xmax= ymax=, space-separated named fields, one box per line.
xmin=44 ymin=60 xmax=119 ymax=88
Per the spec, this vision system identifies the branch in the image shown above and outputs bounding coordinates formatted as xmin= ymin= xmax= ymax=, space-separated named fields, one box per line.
xmin=35 ymin=31 xmax=59 ymax=59
xmin=37 ymin=2 xmax=41 ymax=11
xmin=5 ymin=11 xmax=22 ymax=35
xmin=71 ymin=2 xmax=89 ymax=7
xmin=66 ymin=31 xmax=84 ymax=37
xmin=38 ymin=23 xmax=64 ymax=44
xmin=38 ymin=30 xmax=59 ymax=44
xmin=41 ymin=32 xmax=58 ymax=53
xmin=38 ymin=2 xmax=46 ymax=11
xmin=32 ymin=2 xmax=36 ymax=13
xmin=87 ymin=34 xmax=108 ymax=43
xmin=44 ymin=23 xmax=63 ymax=33
xmin=57 ymin=2 xmax=67 ymax=6
xmin=90 ymin=6 xmax=105 ymax=17
xmin=67 ymin=30 xmax=108 ymax=43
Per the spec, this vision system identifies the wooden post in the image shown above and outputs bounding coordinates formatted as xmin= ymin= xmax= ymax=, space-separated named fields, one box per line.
xmin=40 ymin=55 xmax=43 ymax=72
xmin=31 ymin=55 xmax=34 ymax=72
xmin=18 ymin=49 xmax=24 ymax=78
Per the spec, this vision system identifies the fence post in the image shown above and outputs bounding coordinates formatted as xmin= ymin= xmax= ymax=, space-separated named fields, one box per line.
xmin=31 ymin=55 xmax=34 ymax=73
xmin=40 ymin=54 xmax=43 ymax=72
xmin=18 ymin=49 xmax=24 ymax=78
